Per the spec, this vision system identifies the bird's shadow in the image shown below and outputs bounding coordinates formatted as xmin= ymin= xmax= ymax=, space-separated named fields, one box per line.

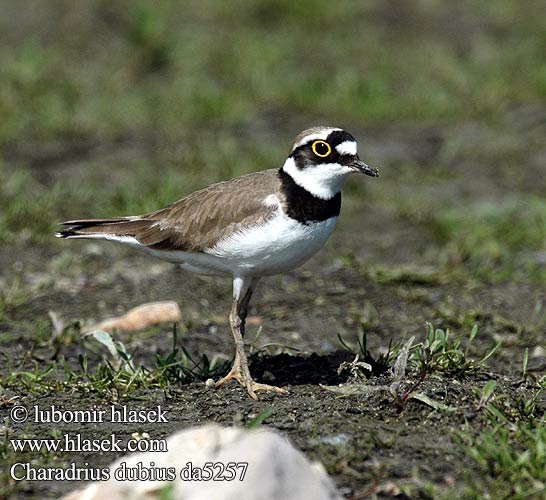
xmin=247 ymin=350 xmax=355 ymax=386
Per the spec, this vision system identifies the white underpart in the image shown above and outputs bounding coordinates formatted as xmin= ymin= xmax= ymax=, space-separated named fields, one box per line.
xmin=57 ymin=233 xmax=141 ymax=245
xmin=206 ymin=211 xmax=338 ymax=276
xmin=282 ymin=156 xmax=353 ymax=200
xmin=293 ymin=128 xmax=342 ymax=149
xmin=62 ymin=211 xmax=337 ymax=278
xmin=336 ymin=140 xmax=357 ymax=156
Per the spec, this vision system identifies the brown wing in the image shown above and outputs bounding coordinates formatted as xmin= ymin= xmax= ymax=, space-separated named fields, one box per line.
xmin=58 ymin=169 xmax=282 ymax=253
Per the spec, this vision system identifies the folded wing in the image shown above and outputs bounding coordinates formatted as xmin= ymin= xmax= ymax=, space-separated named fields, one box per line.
xmin=57 ymin=169 xmax=281 ymax=253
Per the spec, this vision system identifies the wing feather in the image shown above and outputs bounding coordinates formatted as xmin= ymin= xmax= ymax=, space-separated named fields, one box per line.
xmin=57 ymin=169 xmax=282 ymax=253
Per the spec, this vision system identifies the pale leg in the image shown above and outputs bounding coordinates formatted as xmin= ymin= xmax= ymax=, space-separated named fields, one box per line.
xmin=215 ymin=276 xmax=287 ymax=400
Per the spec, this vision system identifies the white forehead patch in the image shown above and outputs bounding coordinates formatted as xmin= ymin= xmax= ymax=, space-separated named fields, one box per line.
xmin=293 ymin=128 xmax=342 ymax=149
xmin=336 ymin=141 xmax=357 ymax=156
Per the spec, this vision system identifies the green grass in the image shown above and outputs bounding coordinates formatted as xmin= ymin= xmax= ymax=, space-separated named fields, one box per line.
xmin=0 ymin=325 xmax=227 ymax=399
xmin=2 ymin=1 xmax=545 ymax=148
xmin=410 ymin=324 xmax=497 ymax=379
xmin=385 ymin=193 xmax=546 ymax=283
xmin=0 ymin=274 xmax=28 ymax=322
xmin=1 ymin=0 xmax=545 ymax=256
xmin=430 ymin=198 xmax=546 ymax=280
xmin=0 ymin=166 xmax=60 ymax=245
xmin=336 ymin=327 xmax=546 ymax=498
xmin=1 ymin=4 xmax=544 ymax=147
xmin=331 ymin=322 xmax=498 ymax=409
xmin=457 ymin=403 xmax=546 ymax=499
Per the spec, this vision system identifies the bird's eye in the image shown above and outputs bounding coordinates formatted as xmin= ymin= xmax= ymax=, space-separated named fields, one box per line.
xmin=311 ymin=140 xmax=331 ymax=158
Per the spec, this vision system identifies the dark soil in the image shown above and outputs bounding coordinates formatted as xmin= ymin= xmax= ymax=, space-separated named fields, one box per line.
xmin=2 ymin=204 xmax=545 ymax=499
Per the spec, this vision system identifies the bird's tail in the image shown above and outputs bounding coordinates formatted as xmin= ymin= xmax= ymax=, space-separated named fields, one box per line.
xmin=56 ymin=218 xmax=151 ymax=241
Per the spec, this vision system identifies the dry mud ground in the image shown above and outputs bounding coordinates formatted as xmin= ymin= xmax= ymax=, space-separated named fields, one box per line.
xmin=2 ymin=115 xmax=546 ymax=499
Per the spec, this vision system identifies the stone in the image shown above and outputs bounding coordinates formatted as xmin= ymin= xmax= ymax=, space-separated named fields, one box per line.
xmin=61 ymin=424 xmax=341 ymax=500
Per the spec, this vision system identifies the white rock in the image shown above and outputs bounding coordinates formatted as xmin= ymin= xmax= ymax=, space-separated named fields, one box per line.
xmin=61 ymin=425 xmax=341 ymax=500
xmin=531 ymin=345 xmax=546 ymax=358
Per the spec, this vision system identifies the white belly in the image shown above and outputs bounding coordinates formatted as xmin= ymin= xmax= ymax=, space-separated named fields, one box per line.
xmin=146 ymin=213 xmax=338 ymax=277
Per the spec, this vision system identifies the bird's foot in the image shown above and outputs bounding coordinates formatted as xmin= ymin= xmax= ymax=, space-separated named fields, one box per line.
xmin=215 ymin=364 xmax=287 ymax=400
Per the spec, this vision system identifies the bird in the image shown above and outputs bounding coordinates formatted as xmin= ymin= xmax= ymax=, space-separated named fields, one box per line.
xmin=56 ymin=127 xmax=378 ymax=399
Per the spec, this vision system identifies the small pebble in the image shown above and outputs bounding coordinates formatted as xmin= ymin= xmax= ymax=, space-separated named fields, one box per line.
xmin=262 ymin=371 xmax=276 ymax=383
xmin=463 ymin=410 xmax=477 ymax=420
xmin=346 ymin=406 xmax=362 ymax=415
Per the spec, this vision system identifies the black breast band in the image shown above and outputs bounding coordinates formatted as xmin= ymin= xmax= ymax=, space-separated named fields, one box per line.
xmin=278 ymin=169 xmax=341 ymax=224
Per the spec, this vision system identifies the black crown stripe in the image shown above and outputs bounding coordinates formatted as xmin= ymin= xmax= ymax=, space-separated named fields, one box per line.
xmin=289 ymin=129 xmax=356 ymax=158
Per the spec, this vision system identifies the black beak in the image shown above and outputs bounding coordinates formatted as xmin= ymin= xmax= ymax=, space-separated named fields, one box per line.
xmin=351 ymin=159 xmax=379 ymax=177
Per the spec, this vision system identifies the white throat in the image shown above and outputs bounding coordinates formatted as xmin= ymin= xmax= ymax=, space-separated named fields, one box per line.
xmin=282 ymin=157 xmax=352 ymax=200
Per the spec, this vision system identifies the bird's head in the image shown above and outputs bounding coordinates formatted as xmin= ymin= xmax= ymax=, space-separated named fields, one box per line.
xmin=282 ymin=127 xmax=378 ymax=199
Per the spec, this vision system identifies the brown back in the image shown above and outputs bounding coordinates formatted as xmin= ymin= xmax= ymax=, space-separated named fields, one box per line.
xmin=59 ymin=169 xmax=282 ymax=253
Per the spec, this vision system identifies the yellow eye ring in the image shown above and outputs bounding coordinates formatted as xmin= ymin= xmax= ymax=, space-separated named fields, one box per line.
xmin=311 ymin=140 xmax=331 ymax=158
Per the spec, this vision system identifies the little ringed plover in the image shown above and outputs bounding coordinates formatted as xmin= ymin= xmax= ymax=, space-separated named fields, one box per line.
xmin=57 ymin=126 xmax=378 ymax=399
